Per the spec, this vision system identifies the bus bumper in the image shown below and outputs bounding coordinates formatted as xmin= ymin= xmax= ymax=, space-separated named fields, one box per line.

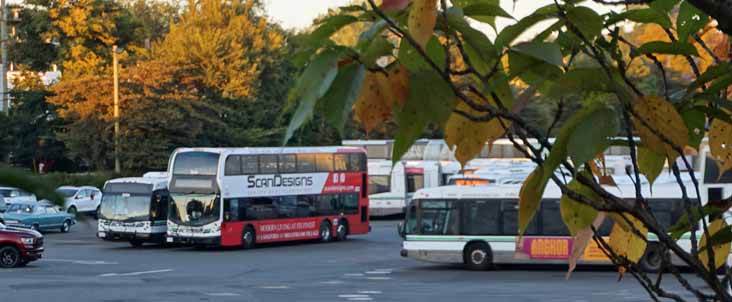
xmin=98 ymin=231 xmax=166 ymax=243
xmin=167 ymin=236 xmax=221 ymax=246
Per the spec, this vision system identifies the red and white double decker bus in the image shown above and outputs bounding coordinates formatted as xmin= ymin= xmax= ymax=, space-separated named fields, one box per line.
xmin=165 ymin=147 xmax=370 ymax=247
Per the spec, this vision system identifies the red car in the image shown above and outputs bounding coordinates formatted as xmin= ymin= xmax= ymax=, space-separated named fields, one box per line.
xmin=0 ymin=221 xmax=44 ymax=268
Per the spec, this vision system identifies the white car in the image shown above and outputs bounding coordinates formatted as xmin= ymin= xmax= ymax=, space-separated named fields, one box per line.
xmin=55 ymin=186 xmax=103 ymax=216
xmin=0 ymin=187 xmax=37 ymax=212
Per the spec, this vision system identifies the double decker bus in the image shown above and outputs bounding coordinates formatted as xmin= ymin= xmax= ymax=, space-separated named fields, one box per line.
xmin=97 ymin=172 xmax=170 ymax=247
xmin=166 ymin=147 xmax=369 ymax=248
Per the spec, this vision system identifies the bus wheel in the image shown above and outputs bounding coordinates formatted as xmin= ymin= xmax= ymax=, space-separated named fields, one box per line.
xmin=129 ymin=240 xmax=144 ymax=248
xmin=336 ymin=220 xmax=348 ymax=241
xmin=639 ymin=243 xmax=665 ymax=273
xmin=242 ymin=226 xmax=256 ymax=249
xmin=464 ymin=242 xmax=492 ymax=270
xmin=319 ymin=221 xmax=333 ymax=242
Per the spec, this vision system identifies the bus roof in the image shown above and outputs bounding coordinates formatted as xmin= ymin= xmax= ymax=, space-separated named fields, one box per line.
xmin=412 ymin=180 xmax=697 ymax=201
xmin=174 ymin=146 xmax=365 ymax=156
xmin=105 ymin=177 xmax=168 ymax=191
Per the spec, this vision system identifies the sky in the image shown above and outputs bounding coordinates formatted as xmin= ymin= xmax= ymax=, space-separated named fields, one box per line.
xmin=263 ymin=0 xmax=614 ymax=33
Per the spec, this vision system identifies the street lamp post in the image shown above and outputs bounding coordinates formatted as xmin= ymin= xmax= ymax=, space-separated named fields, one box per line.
xmin=112 ymin=45 xmax=120 ymax=174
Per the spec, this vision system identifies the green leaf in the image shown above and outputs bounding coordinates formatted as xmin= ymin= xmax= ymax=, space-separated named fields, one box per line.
xmin=649 ymin=0 xmax=680 ymax=13
xmin=677 ymin=1 xmax=709 ymax=41
xmin=560 ymin=173 xmax=600 ymax=236
xmin=508 ymin=50 xmax=563 ymax=86
xmin=512 ymin=41 xmax=563 ymax=66
xmin=605 ymin=9 xmax=672 ymax=29
xmin=706 ymin=74 xmax=732 ymax=95
xmin=668 ymin=199 xmax=732 ymax=240
xmin=321 ymin=63 xmax=366 ymax=134
xmin=566 ymin=6 xmax=603 ymax=41
xmin=519 ymin=168 xmax=546 ymax=235
xmin=398 ymin=36 xmax=446 ymax=72
xmin=686 ymin=63 xmax=732 ymax=94
xmin=284 ymin=50 xmax=339 ymax=144
xmin=638 ymin=147 xmax=665 ymax=187
xmin=446 ymin=9 xmax=498 ymax=72
xmin=392 ymin=70 xmax=456 ymax=163
xmin=682 ymin=107 xmax=706 ymax=148
xmin=361 ymin=36 xmax=394 ymax=67
xmin=307 ymin=15 xmax=359 ymax=46
xmin=357 ymin=20 xmax=387 ymax=52
xmin=462 ymin=2 xmax=513 ymax=21
xmin=637 ymin=41 xmax=699 ymax=56
xmin=546 ymin=68 xmax=613 ymax=98
xmin=495 ymin=6 xmax=557 ymax=48
xmin=567 ymin=107 xmax=618 ymax=166
xmin=453 ymin=0 xmax=503 ymax=29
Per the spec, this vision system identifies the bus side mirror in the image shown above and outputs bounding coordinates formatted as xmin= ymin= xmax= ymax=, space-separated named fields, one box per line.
xmin=397 ymin=222 xmax=405 ymax=239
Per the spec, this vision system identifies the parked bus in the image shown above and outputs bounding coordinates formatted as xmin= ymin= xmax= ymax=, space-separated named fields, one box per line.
xmin=97 ymin=172 xmax=170 ymax=247
xmin=165 ymin=147 xmax=370 ymax=248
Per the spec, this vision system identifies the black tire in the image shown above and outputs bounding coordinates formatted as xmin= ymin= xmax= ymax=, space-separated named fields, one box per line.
xmin=319 ymin=220 xmax=333 ymax=242
xmin=639 ymin=243 xmax=665 ymax=273
xmin=94 ymin=206 xmax=100 ymax=220
xmin=463 ymin=242 xmax=493 ymax=270
xmin=242 ymin=226 xmax=256 ymax=249
xmin=129 ymin=239 xmax=144 ymax=248
xmin=336 ymin=220 xmax=348 ymax=241
xmin=60 ymin=220 xmax=71 ymax=233
xmin=67 ymin=206 xmax=77 ymax=217
xmin=0 ymin=246 xmax=21 ymax=268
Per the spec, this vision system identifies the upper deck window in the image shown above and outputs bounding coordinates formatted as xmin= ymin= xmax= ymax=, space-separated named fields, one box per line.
xmin=173 ymin=152 xmax=220 ymax=176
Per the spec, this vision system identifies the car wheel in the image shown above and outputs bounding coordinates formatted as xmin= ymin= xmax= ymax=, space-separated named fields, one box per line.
xmin=94 ymin=206 xmax=100 ymax=220
xmin=639 ymin=243 xmax=665 ymax=273
xmin=464 ymin=242 xmax=493 ymax=270
xmin=319 ymin=220 xmax=333 ymax=243
xmin=0 ymin=246 xmax=21 ymax=268
xmin=129 ymin=240 xmax=144 ymax=248
xmin=336 ymin=220 xmax=348 ymax=241
xmin=60 ymin=220 xmax=71 ymax=233
xmin=242 ymin=226 xmax=256 ymax=249
xmin=67 ymin=206 xmax=77 ymax=217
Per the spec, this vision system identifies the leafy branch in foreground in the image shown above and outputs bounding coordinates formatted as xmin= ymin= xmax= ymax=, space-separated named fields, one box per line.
xmin=285 ymin=0 xmax=732 ymax=300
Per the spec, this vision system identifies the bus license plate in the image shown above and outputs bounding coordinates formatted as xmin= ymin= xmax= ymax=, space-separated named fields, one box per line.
xmin=166 ymin=237 xmax=173 ymax=243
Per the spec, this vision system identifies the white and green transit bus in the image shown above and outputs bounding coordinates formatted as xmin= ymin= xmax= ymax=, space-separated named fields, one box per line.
xmin=397 ymin=149 xmax=732 ymax=272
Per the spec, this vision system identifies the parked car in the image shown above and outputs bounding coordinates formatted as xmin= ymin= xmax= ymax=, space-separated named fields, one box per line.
xmin=55 ymin=186 xmax=103 ymax=216
xmin=0 ymin=203 xmax=75 ymax=233
xmin=0 ymin=187 xmax=37 ymax=213
xmin=0 ymin=221 xmax=44 ymax=268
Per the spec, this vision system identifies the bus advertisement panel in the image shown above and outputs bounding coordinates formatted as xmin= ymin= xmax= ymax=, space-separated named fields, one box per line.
xmin=166 ymin=147 xmax=369 ymax=248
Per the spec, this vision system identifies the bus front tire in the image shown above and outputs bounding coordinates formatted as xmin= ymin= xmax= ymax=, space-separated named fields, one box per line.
xmin=639 ymin=243 xmax=665 ymax=273
xmin=336 ymin=220 xmax=348 ymax=241
xmin=319 ymin=221 xmax=333 ymax=242
xmin=464 ymin=242 xmax=493 ymax=270
xmin=242 ymin=226 xmax=256 ymax=249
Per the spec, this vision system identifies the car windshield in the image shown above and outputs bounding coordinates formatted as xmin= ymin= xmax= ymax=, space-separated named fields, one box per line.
xmin=0 ymin=189 xmax=11 ymax=197
xmin=6 ymin=204 xmax=33 ymax=214
xmin=56 ymin=188 xmax=78 ymax=198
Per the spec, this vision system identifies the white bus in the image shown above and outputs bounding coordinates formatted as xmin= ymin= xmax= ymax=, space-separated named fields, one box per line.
xmin=97 ymin=172 xmax=170 ymax=247
xmin=165 ymin=147 xmax=370 ymax=248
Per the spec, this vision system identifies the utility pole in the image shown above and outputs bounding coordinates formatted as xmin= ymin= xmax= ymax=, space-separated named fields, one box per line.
xmin=113 ymin=45 xmax=120 ymax=174
xmin=1 ymin=0 xmax=8 ymax=114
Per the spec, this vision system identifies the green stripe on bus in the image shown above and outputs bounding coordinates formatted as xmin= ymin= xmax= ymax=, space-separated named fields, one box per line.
xmin=405 ymin=235 xmax=516 ymax=242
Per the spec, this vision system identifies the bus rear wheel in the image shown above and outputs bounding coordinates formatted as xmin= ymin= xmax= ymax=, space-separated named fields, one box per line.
xmin=319 ymin=221 xmax=333 ymax=242
xmin=464 ymin=242 xmax=493 ymax=270
xmin=242 ymin=226 xmax=256 ymax=249
xmin=639 ymin=243 xmax=665 ymax=273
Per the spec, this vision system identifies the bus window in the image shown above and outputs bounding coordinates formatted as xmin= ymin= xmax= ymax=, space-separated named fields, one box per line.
xmin=297 ymin=154 xmax=316 ymax=172
xmin=368 ymin=176 xmax=391 ymax=194
xmin=540 ymin=200 xmax=569 ymax=236
xmin=341 ymin=193 xmax=359 ymax=215
xmin=348 ymin=153 xmax=366 ymax=172
xmin=316 ymin=153 xmax=334 ymax=172
xmin=419 ymin=200 xmax=460 ymax=235
xmin=407 ymin=174 xmax=424 ymax=193
xmin=405 ymin=203 xmax=417 ymax=234
xmin=705 ymin=156 xmax=732 ymax=183
xmin=224 ymin=155 xmax=241 ymax=176
xmin=242 ymin=155 xmax=259 ymax=174
xmin=259 ymin=155 xmax=278 ymax=174
xmin=224 ymin=199 xmax=239 ymax=221
xmin=278 ymin=154 xmax=297 ymax=173
xmin=151 ymin=190 xmax=169 ymax=221
xmin=275 ymin=196 xmax=297 ymax=218
xmin=173 ymin=152 xmax=219 ymax=175
xmin=334 ymin=154 xmax=348 ymax=172
xmin=463 ymin=200 xmax=500 ymax=235
xmin=500 ymin=200 xmax=538 ymax=235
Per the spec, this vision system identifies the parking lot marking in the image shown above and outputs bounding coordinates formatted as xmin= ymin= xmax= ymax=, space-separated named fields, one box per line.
xmin=357 ymin=291 xmax=382 ymax=294
xmin=258 ymin=285 xmax=290 ymax=289
xmin=365 ymin=271 xmax=391 ymax=274
xmin=344 ymin=273 xmax=365 ymax=277
xmin=321 ymin=280 xmax=345 ymax=285
xmin=44 ymin=259 xmax=118 ymax=265
xmin=205 ymin=293 xmax=240 ymax=297
xmin=337 ymin=294 xmax=370 ymax=298
xmin=99 ymin=269 xmax=173 ymax=277
xmin=365 ymin=277 xmax=392 ymax=281
xmin=347 ymin=298 xmax=373 ymax=301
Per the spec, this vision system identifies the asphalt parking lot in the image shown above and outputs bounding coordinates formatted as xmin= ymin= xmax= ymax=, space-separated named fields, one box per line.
xmin=0 ymin=219 xmax=705 ymax=302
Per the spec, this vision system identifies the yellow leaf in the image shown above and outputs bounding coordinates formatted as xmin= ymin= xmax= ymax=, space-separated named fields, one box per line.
xmin=709 ymin=119 xmax=732 ymax=178
xmin=519 ymin=168 xmax=545 ymax=236
xmin=408 ymin=0 xmax=438 ymax=48
xmin=608 ymin=214 xmax=648 ymax=263
xmin=353 ymin=72 xmax=395 ymax=133
xmin=567 ymin=212 xmax=606 ymax=279
xmin=444 ymin=97 xmax=508 ymax=166
xmin=699 ymin=219 xmax=731 ymax=270
xmin=632 ymin=96 xmax=689 ymax=163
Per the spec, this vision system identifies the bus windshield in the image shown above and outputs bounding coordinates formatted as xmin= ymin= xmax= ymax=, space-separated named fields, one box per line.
xmin=100 ymin=193 xmax=152 ymax=222
xmin=173 ymin=152 xmax=220 ymax=176
xmin=169 ymin=193 xmax=219 ymax=226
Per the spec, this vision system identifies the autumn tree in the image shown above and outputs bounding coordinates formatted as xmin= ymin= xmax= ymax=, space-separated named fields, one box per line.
xmin=286 ymin=0 xmax=732 ymax=300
